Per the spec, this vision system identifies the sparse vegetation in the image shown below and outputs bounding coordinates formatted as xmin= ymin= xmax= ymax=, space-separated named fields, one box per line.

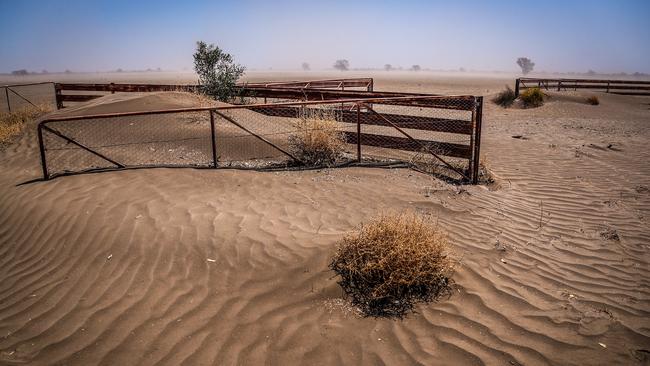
xmin=333 ymin=59 xmax=349 ymax=71
xmin=1 ymin=104 xmax=51 ymax=144
xmin=492 ymin=85 xmax=516 ymax=107
xmin=301 ymin=62 xmax=310 ymax=71
xmin=586 ymin=96 xmax=600 ymax=105
xmin=330 ymin=212 xmax=455 ymax=317
xmin=516 ymin=57 xmax=535 ymax=75
xmin=193 ymin=41 xmax=246 ymax=102
xmin=288 ymin=109 xmax=345 ymax=166
xmin=520 ymin=87 xmax=545 ymax=108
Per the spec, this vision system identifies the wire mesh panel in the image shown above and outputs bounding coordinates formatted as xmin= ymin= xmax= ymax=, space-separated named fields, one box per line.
xmin=38 ymin=96 xmax=481 ymax=183
xmin=214 ymin=103 xmax=359 ymax=168
xmin=355 ymin=97 xmax=476 ymax=180
xmin=1 ymin=83 xmax=56 ymax=113
xmin=41 ymin=110 xmax=213 ymax=178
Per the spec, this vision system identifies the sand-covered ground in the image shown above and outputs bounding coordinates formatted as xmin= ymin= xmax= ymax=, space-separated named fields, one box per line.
xmin=1 ymin=73 xmax=649 ymax=365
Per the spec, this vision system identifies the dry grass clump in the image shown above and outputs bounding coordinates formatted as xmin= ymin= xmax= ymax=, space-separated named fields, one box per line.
xmin=586 ymin=96 xmax=600 ymax=105
xmin=492 ymin=85 xmax=516 ymax=107
xmin=0 ymin=104 xmax=50 ymax=144
xmin=288 ymin=108 xmax=345 ymax=166
xmin=329 ymin=212 xmax=455 ymax=317
xmin=519 ymin=87 xmax=545 ymax=108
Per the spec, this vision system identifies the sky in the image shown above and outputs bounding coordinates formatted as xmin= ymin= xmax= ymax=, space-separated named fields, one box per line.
xmin=1 ymin=0 xmax=649 ymax=74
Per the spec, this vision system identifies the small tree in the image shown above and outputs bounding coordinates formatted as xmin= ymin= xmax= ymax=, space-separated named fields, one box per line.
xmin=193 ymin=41 xmax=245 ymax=102
xmin=333 ymin=59 xmax=349 ymax=71
xmin=11 ymin=69 xmax=28 ymax=76
xmin=301 ymin=62 xmax=310 ymax=71
xmin=384 ymin=64 xmax=393 ymax=71
xmin=516 ymin=57 xmax=535 ymax=75
xmin=410 ymin=65 xmax=421 ymax=71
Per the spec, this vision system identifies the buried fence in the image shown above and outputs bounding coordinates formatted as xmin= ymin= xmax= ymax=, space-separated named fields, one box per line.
xmin=38 ymin=95 xmax=483 ymax=183
xmin=1 ymin=82 xmax=56 ymax=113
xmin=515 ymin=77 xmax=650 ymax=97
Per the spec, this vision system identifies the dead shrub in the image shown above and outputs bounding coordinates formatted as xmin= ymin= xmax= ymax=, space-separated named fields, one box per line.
xmin=329 ymin=212 xmax=455 ymax=317
xmin=492 ymin=85 xmax=516 ymax=107
xmin=586 ymin=96 xmax=600 ymax=105
xmin=0 ymin=104 xmax=51 ymax=144
xmin=519 ymin=87 xmax=545 ymax=108
xmin=288 ymin=108 xmax=345 ymax=166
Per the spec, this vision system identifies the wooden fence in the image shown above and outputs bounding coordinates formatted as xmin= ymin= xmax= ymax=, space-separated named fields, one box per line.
xmin=515 ymin=77 xmax=650 ymax=97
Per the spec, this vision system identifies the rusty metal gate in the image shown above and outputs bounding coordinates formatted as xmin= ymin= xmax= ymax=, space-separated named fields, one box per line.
xmin=38 ymin=95 xmax=483 ymax=183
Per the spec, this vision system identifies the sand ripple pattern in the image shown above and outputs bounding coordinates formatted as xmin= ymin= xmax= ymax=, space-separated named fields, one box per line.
xmin=1 ymin=93 xmax=649 ymax=365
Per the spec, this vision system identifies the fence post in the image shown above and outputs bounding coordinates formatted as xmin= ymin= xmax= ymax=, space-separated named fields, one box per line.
xmin=356 ymin=103 xmax=361 ymax=162
xmin=37 ymin=123 xmax=48 ymax=180
xmin=209 ymin=110 xmax=217 ymax=168
xmin=4 ymin=86 xmax=10 ymax=112
xmin=471 ymin=97 xmax=483 ymax=184
xmin=514 ymin=79 xmax=520 ymax=97
xmin=55 ymin=84 xmax=63 ymax=109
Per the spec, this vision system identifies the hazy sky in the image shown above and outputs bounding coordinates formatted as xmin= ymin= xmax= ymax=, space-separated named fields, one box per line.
xmin=1 ymin=0 xmax=649 ymax=73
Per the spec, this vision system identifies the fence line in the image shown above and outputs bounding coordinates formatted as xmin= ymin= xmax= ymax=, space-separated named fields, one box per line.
xmin=514 ymin=77 xmax=650 ymax=96
xmin=38 ymin=95 xmax=484 ymax=183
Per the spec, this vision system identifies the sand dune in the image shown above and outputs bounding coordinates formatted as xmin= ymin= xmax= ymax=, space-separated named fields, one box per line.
xmin=1 ymin=77 xmax=649 ymax=365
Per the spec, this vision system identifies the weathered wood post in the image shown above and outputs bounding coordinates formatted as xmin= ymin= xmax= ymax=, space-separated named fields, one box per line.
xmin=515 ymin=79 xmax=521 ymax=97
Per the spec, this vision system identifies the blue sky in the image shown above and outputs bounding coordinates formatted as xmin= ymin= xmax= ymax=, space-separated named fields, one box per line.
xmin=1 ymin=0 xmax=649 ymax=73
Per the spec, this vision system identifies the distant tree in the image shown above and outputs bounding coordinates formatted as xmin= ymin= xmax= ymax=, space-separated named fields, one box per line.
xmin=301 ymin=62 xmax=310 ymax=71
xmin=116 ymin=68 xmax=123 ymax=73
xmin=11 ymin=69 xmax=28 ymax=76
xmin=333 ymin=59 xmax=349 ymax=71
xmin=41 ymin=69 xmax=49 ymax=74
xmin=193 ymin=40 xmax=246 ymax=102
xmin=516 ymin=57 xmax=535 ymax=75
xmin=410 ymin=65 xmax=421 ymax=71
xmin=459 ymin=67 xmax=466 ymax=72
xmin=64 ymin=69 xmax=72 ymax=74
xmin=384 ymin=64 xmax=393 ymax=71
xmin=586 ymin=69 xmax=596 ymax=76
xmin=156 ymin=67 xmax=162 ymax=72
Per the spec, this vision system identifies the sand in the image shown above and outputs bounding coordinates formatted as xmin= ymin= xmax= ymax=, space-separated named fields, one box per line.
xmin=1 ymin=73 xmax=649 ymax=365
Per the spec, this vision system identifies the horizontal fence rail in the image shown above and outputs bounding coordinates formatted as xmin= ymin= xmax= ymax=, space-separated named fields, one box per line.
xmin=38 ymin=95 xmax=484 ymax=183
xmin=54 ymin=78 xmax=375 ymax=109
xmin=515 ymin=77 xmax=650 ymax=96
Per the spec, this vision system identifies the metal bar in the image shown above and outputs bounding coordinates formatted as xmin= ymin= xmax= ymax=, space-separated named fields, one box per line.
xmin=469 ymin=104 xmax=476 ymax=180
xmin=212 ymin=110 xmax=301 ymax=164
xmin=37 ymin=124 xmax=48 ymax=180
xmin=40 ymin=95 xmax=478 ymax=123
xmin=471 ymin=97 xmax=483 ymax=184
xmin=3 ymin=81 xmax=56 ymax=88
xmin=514 ymin=79 xmax=520 ymax=97
xmin=41 ymin=124 xmax=125 ymax=168
xmin=360 ymin=103 xmax=471 ymax=181
xmin=7 ymin=87 xmax=40 ymax=109
xmin=342 ymin=132 xmax=470 ymax=158
xmin=209 ymin=110 xmax=217 ymax=168
xmin=4 ymin=87 xmax=10 ymax=112
xmin=356 ymin=103 xmax=361 ymax=162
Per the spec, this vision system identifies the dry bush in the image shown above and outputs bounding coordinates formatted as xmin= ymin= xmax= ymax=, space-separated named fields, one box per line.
xmin=586 ymin=96 xmax=600 ymax=105
xmin=519 ymin=87 xmax=545 ymax=108
xmin=288 ymin=108 xmax=345 ymax=166
xmin=492 ymin=85 xmax=516 ymax=107
xmin=330 ymin=212 xmax=455 ymax=317
xmin=0 ymin=104 xmax=50 ymax=144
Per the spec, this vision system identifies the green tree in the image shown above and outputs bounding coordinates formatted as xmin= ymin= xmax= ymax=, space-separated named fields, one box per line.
xmin=193 ymin=41 xmax=245 ymax=102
